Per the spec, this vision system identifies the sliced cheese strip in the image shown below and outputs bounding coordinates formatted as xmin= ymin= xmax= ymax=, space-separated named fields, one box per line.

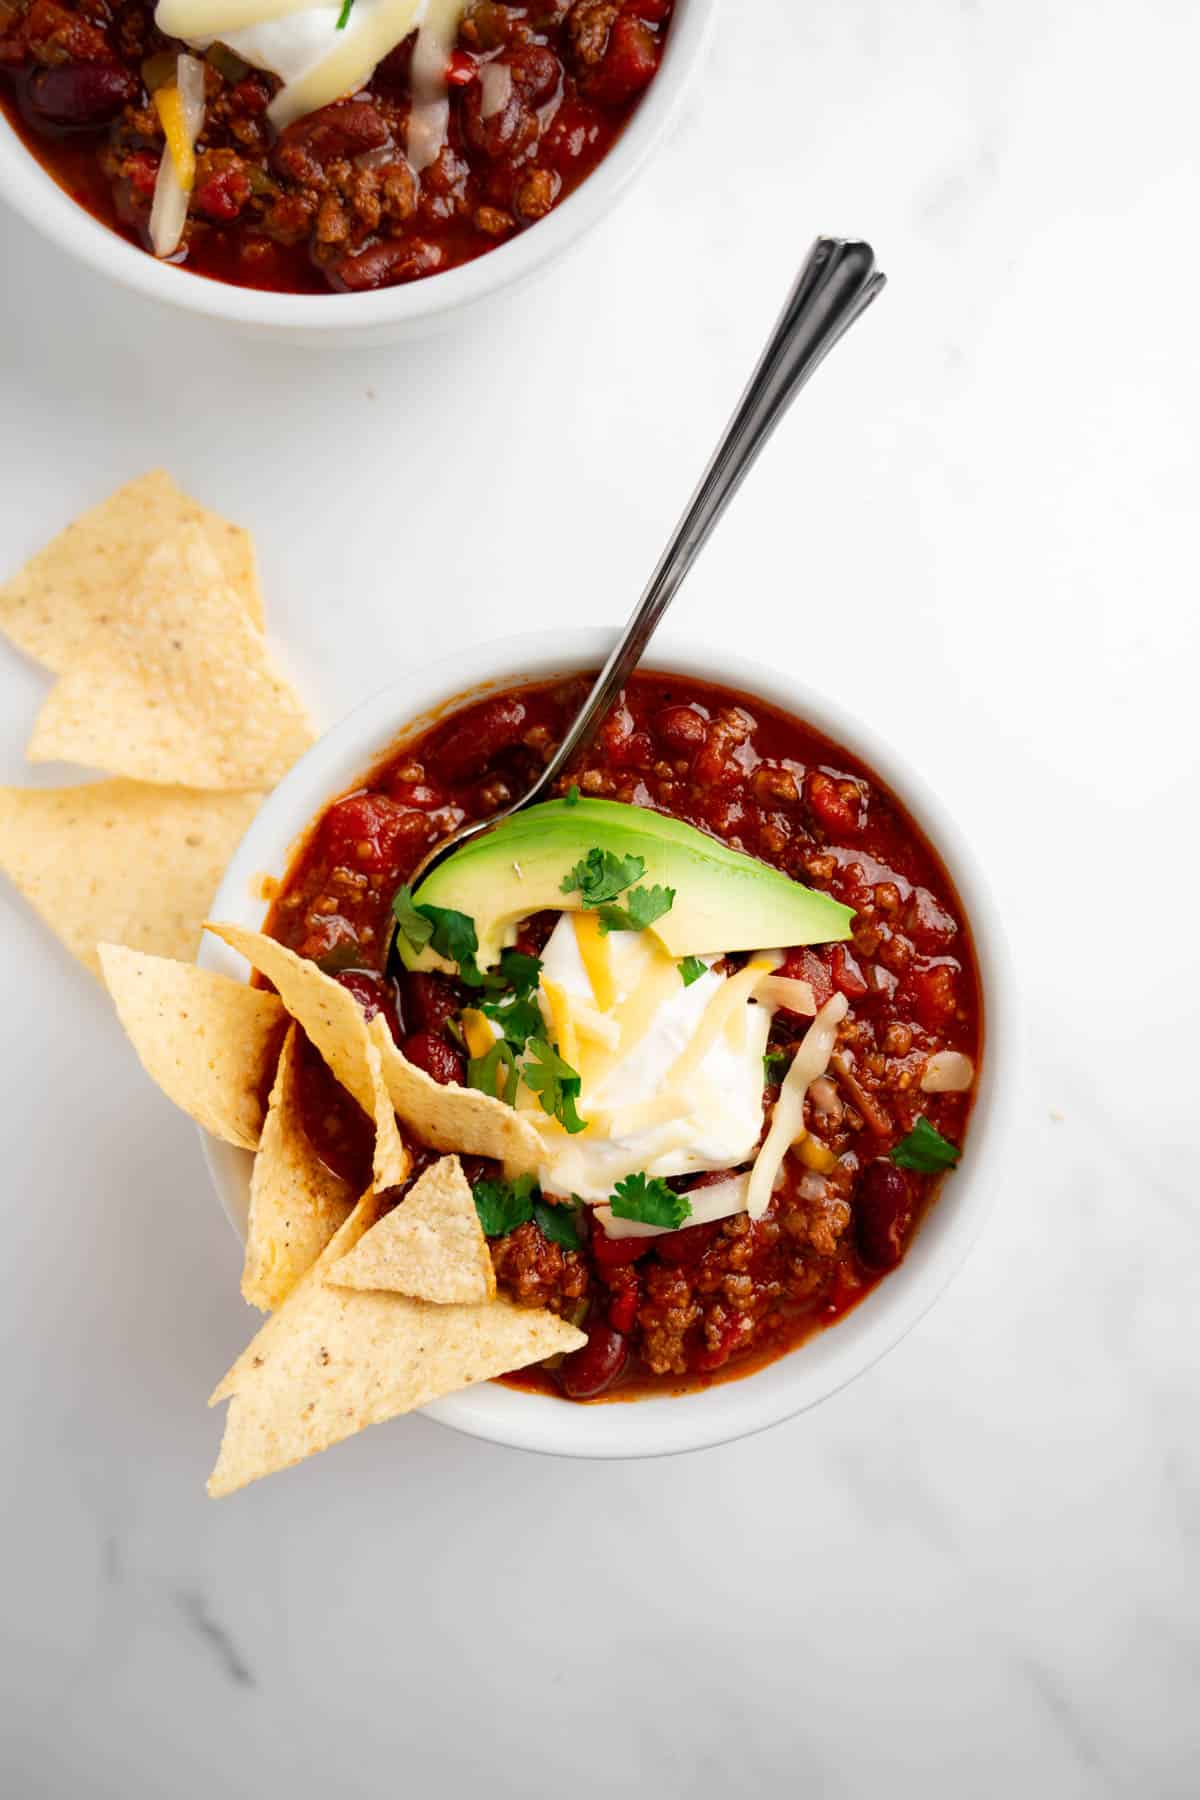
xmin=573 ymin=909 xmax=615 ymax=1011
xmin=746 ymin=993 xmax=848 ymax=1220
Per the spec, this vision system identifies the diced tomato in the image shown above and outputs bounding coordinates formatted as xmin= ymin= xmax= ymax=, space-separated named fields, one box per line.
xmin=830 ymin=943 xmax=869 ymax=999
xmin=780 ymin=947 xmax=834 ymax=1009
xmin=445 ymin=48 xmax=477 ymax=85
xmin=907 ymin=962 xmax=959 ymax=1032
xmin=193 ymin=166 xmax=252 ymax=223
xmin=591 ymin=1229 xmax=650 ymax=1269
xmin=319 ymin=792 xmax=431 ymax=873
xmin=606 ymin=1271 xmax=639 ymax=1333
xmin=653 ymin=1219 xmax=722 ymax=1266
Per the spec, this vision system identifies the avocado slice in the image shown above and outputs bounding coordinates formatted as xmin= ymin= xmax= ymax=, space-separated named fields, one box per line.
xmin=407 ymin=797 xmax=853 ymax=970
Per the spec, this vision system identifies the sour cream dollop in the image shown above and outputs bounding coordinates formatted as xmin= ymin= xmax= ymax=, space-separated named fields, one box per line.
xmin=529 ymin=916 xmax=771 ymax=1205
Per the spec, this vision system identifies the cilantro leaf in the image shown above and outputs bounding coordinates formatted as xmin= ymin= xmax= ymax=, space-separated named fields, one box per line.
xmin=473 ymin=1173 xmax=537 ymax=1237
xmin=533 ymin=1196 xmax=581 ymax=1250
xmin=467 ymin=1039 xmax=519 ymax=1106
xmin=609 ymin=1172 xmax=692 ymax=1230
xmin=391 ymin=886 xmax=433 ymax=957
xmin=890 ymin=1116 xmax=962 ymax=1173
xmin=419 ymin=903 xmax=484 ymax=987
xmin=763 ymin=1049 xmax=791 ymax=1084
xmin=481 ymin=993 xmax=543 ymax=1052
xmin=564 ymin=784 xmax=581 ymax=807
xmin=595 ymin=884 xmax=675 ymax=935
xmin=561 ymin=847 xmax=645 ymax=906
xmin=678 ymin=955 xmax=707 ymax=987
xmin=492 ymin=949 xmax=543 ymax=996
xmin=522 ymin=1035 xmax=586 ymax=1134
xmin=391 ymin=890 xmax=487 ymax=986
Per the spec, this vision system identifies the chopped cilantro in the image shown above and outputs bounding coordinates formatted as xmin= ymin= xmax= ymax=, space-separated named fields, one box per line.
xmin=763 ymin=1049 xmax=791 ymax=1084
xmin=335 ymin=0 xmax=353 ymax=25
xmin=595 ymin=884 xmax=675 ymax=935
xmin=561 ymin=847 xmax=645 ymax=906
xmin=481 ymin=993 xmax=543 ymax=1051
xmin=489 ymin=949 xmax=543 ymax=996
xmin=316 ymin=943 xmax=369 ymax=976
xmin=473 ymin=1173 xmax=537 ymax=1237
xmin=609 ymin=1172 xmax=692 ymax=1230
xmin=533 ymin=1196 xmax=582 ymax=1250
xmin=521 ymin=1035 xmax=586 ymax=1134
xmin=467 ymin=1039 xmax=519 ymax=1106
xmin=890 ymin=1116 xmax=961 ymax=1173
xmin=677 ymin=955 xmax=707 ymax=987
xmin=391 ymin=889 xmax=486 ymax=986
xmin=564 ymin=784 xmax=581 ymax=807
xmin=391 ymin=886 xmax=433 ymax=957
xmin=419 ymin=903 xmax=485 ymax=987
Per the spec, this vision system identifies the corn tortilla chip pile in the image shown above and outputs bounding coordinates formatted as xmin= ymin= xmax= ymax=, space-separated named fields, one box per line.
xmin=100 ymin=936 xmax=586 ymax=1495
xmin=0 ymin=471 xmax=315 ymax=974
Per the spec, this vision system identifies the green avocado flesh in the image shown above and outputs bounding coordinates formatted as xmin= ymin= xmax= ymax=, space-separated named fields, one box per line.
xmin=409 ymin=797 xmax=854 ymax=970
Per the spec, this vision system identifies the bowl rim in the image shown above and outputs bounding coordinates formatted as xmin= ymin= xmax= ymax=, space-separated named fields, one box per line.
xmin=202 ymin=625 xmax=1015 ymax=1460
xmin=0 ymin=0 xmax=716 ymax=333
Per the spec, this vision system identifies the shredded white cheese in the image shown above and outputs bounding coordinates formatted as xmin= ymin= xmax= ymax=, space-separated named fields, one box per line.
xmin=745 ymin=993 xmax=849 ymax=1220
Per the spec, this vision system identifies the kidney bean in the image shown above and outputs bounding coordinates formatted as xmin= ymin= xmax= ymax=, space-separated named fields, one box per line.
xmin=29 ymin=63 xmax=137 ymax=129
xmin=273 ymin=99 xmax=388 ymax=179
xmin=335 ymin=970 xmax=402 ymax=1044
xmin=854 ymin=1160 xmax=912 ymax=1270
xmin=559 ymin=1320 xmax=628 ymax=1398
xmin=434 ymin=696 xmax=528 ymax=781
xmin=332 ymin=237 xmax=444 ymax=292
xmin=400 ymin=971 xmax=459 ymax=1036
xmin=654 ymin=704 xmax=707 ymax=755
xmin=400 ymin=1031 xmax=465 ymax=1086
xmin=582 ymin=13 xmax=659 ymax=103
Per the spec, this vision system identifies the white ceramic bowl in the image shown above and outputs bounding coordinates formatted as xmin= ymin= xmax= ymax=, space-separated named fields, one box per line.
xmin=203 ymin=627 xmax=1012 ymax=1458
xmin=0 ymin=0 xmax=715 ymax=345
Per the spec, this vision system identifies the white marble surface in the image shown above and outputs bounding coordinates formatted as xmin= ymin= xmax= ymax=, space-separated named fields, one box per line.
xmin=2 ymin=0 xmax=1198 ymax=1792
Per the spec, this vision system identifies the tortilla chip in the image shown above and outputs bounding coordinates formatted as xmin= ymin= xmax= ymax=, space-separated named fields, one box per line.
xmin=328 ymin=1156 xmax=496 ymax=1306
xmin=27 ymin=524 xmax=312 ymax=791
xmin=205 ymin=922 xmax=409 ymax=1193
xmin=99 ymin=943 xmax=285 ymax=1150
xmin=0 ymin=781 xmax=260 ymax=977
xmin=207 ymin=1209 xmax=583 ymax=1496
xmin=368 ymin=1014 xmax=543 ymax=1178
xmin=0 ymin=469 xmax=262 ymax=670
xmin=242 ymin=1025 xmax=355 ymax=1312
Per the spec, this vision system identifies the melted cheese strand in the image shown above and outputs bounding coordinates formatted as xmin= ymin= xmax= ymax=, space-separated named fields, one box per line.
xmin=407 ymin=0 xmax=465 ymax=170
xmin=746 ymin=993 xmax=848 ymax=1220
xmin=573 ymin=910 xmax=615 ymax=1012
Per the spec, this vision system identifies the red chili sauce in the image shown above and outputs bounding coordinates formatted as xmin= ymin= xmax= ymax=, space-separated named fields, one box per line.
xmin=262 ymin=672 xmax=983 ymax=1401
xmin=0 ymin=1 xmax=674 ymax=293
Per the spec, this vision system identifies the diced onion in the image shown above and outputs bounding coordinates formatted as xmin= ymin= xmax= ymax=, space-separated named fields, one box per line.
xmin=479 ymin=58 xmax=511 ymax=119
xmin=755 ymin=974 xmax=817 ymax=1016
xmin=920 ymin=1050 xmax=975 ymax=1094
xmin=148 ymin=53 xmax=206 ymax=259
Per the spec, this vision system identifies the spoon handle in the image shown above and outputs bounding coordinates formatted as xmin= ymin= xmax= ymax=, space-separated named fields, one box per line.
xmin=541 ymin=237 xmax=886 ymax=785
